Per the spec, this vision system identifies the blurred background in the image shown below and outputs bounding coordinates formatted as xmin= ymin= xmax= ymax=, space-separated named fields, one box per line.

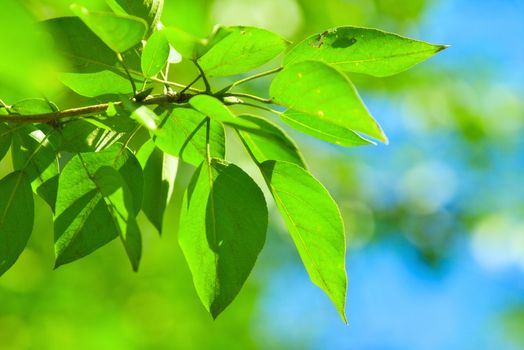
xmin=1 ymin=0 xmax=524 ymax=349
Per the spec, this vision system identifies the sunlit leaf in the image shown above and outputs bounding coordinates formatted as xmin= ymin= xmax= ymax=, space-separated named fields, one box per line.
xmin=141 ymin=30 xmax=170 ymax=78
xmin=11 ymin=99 xmax=59 ymax=115
xmin=284 ymin=26 xmax=447 ymax=77
xmin=164 ymin=26 xmax=202 ymax=59
xmin=136 ymin=140 xmax=177 ymax=233
xmin=0 ymin=123 xmax=12 ymax=161
xmin=189 ymin=95 xmax=254 ymax=128
xmin=106 ymin=0 xmax=164 ymax=35
xmin=92 ymin=166 xmax=142 ymax=271
xmin=0 ymin=171 xmax=34 ymax=276
xmin=153 ymin=107 xmax=225 ymax=166
xmin=54 ymin=144 xmax=143 ymax=267
xmin=43 ymin=17 xmax=140 ymax=75
xmin=59 ymin=120 xmax=125 ymax=153
xmin=260 ymin=160 xmax=347 ymax=322
xmin=236 ymin=115 xmax=306 ymax=167
xmin=197 ymin=26 xmax=289 ymax=77
xmin=71 ymin=4 xmax=148 ymax=53
xmin=59 ymin=70 xmax=136 ymax=97
xmin=280 ymin=110 xmax=374 ymax=147
xmin=12 ymin=126 xmax=60 ymax=211
xmin=179 ymin=159 xmax=267 ymax=318
xmin=130 ymin=106 xmax=159 ymax=131
xmin=270 ymin=60 xmax=387 ymax=142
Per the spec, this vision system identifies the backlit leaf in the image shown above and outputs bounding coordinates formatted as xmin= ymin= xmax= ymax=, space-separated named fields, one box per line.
xmin=0 ymin=123 xmax=12 ymax=161
xmin=59 ymin=70 xmax=136 ymax=97
xmin=136 ymin=140 xmax=177 ymax=233
xmin=270 ymin=60 xmax=387 ymax=142
xmin=92 ymin=166 xmax=142 ymax=271
xmin=284 ymin=26 xmax=447 ymax=77
xmin=12 ymin=126 xmax=60 ymax=211
xmin=260 ymin=160 xmax=347 ymax=322
xmin=54 ymin=144 xmax=143 ymax=267
xmin=179 ymin=159 xmax=267 ymax=318
xmin=280 ymin=110 xmax=374 ymax=147
xmin=189 ymin=95 xmax=254 ymax=129
xmin=141 ymin=30 xmax=170 ymax=78
xmin=0 ymin=171 xmax=34 ymax=276
xmin=236 ymin=115 xmax=306 ymax=167
xmin=11 ymin=98 xmax=58 ymax=115
xmin=106 ymin=0 xmax=164 ymax=35
xmin=71 ymin=4 xmax=148 ymax=53
xmin=153 ymin=107 xmax=225 ymax=166
xmin=197 ymin=26 xmax=289 ymax=77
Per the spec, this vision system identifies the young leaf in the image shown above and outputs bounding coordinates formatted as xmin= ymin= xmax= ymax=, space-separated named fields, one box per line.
xmin=12 ymin=126 xmax=60 ymax=211
xmin=54 ymin=145 xmax=143 ymax=267
xmin=136 ymin=140 xmax=177 ymax=233
xmin=280 ymin=110 xmax=374 ymax=147
xmin=235 ymin=115 xmax=306 ymax=167
xmin=153 ymin=107 xmax=225 ymax=166
xmin=189 ymin=95 xmax=254 ymax=129
xmin=59 ymin=70 xmax=136 ymax=97
xmin=260 ymin=160 xmax=347 ymax=322
xmin=284 ymin=26 xmax=447 ymax=77
xmin=179 ymin=159 xmax=268 ymax=318
xmin=92 ymin=166 xmax=142 ymax=271
xmin=130 ymin=106 xmax=159 ymax=131
xmin=270 ymin=60 xmax=387 ymax=143
xmin=106 ymin=0 xmax=164 ymax=35
xmin=71 ymin=4 xmax=148 ymax=53
xmin=141 ymin=30 xmax=170 ymax=78
xmin=0 ymin=171 xmax=34 ymax=277
xmin=0 ymin=123 xmax=12 ymax=161
xmin=197 ymin=26 xmax=289 ymax=77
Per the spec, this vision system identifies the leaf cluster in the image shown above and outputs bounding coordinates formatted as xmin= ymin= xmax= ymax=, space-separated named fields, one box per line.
xmin=0 ymin=0 xmax=446 ymax=320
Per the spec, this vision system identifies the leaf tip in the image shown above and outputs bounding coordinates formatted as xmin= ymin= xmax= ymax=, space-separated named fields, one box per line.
xmin=437 ymin=44 xmax=450 ymax=52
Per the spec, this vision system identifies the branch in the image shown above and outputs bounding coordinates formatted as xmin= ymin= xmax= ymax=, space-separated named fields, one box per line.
xmin=0 ymin=93 xmax=190 ymax=124
xmin=219 ymin=66 xmax=283 ymax=94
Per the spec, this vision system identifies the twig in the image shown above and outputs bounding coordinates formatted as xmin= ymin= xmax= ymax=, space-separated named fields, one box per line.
xmin=0 ymin=94 xmax=188 ymax=124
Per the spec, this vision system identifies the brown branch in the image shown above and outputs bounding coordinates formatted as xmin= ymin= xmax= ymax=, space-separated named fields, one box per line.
xmin=0 ymin=93 xmax=193 ymax=124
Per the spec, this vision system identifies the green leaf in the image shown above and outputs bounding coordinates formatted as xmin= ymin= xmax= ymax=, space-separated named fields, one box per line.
xmin=0 ymin=123 xmax=12 ymax=161
xmin=153 ymin=107 xmax=225 ymax=166
xmin=59 ymin=70 xmax=135 ymax=97
xmin=0 ymin=171 xmax=34 ymax=276
xmin=270 ymin=60 xmax=387 ymax=142
xmin=11 ymin=99 xmax=58 ymax=115
xmin=106 ymin=0 xmax=164 ymax=35
xmin=128 ymin=105 xmax=159 ymax=131
xmin=189 ymin=95 xmax=254 ymax=129
xmin=284 ymin=26 xmax=447 ymax=77
xmin=136 ymin=140 xmax=177 ymax=233
xmin=164 ymin=26 xmax=202 ymax=59
xmin=141 ymin=30 xmax=170 ymax=78
xmin=71 ymin=4 xmax=148 ymax=53
xmin=260 ymin=160 xmax=347 ymax=322
xmin=197 ymin=26 xmax=289 ymax=77
xmin=235 ymin=115 xmax=306 ymax=167
xmin=43 ymin=17 xmax=140 ymax=74
xmin=54 ymin=144 xmax=143 ymax=267
xmin=280 ymin=110 xmax=374 ymax=147
xmin=59 ymin=120 xmax=125 ymax=153
xmin=179 ymin=159 xmax=268 ymax=318
xmin=12 ymin=126 xmax=60 ymax=211
xmin=92 ymin=166 xmax=142 ymax=271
